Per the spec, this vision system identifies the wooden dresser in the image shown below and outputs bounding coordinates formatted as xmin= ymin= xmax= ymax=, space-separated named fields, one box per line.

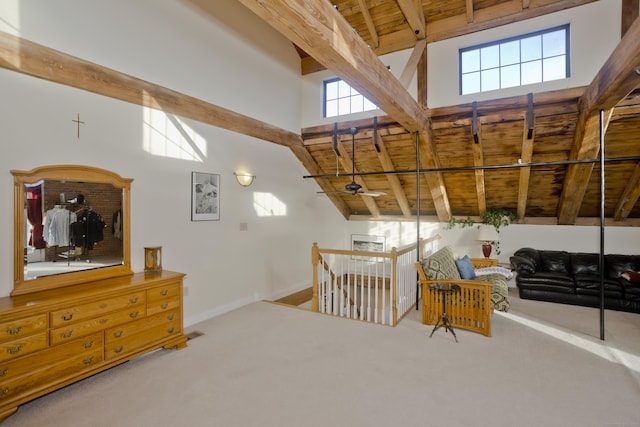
xmin=0 ymin=270 xmax=187 ymax=422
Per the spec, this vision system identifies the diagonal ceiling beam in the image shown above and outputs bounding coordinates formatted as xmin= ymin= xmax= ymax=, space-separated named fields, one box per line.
xmin=235 ymin=0 xmax=429 ymax=133
xmin=237 ymin=0 xmax=450 ymax=219
xmin=557 ymin=17 xmax=640 ymax=224
xmin=396 ymin=0 xmax=426 ymax=39
xmin=613 ymin=162 xmax=640 ymax=221
xmin=357 ymin=0 xmax=379 ymax=48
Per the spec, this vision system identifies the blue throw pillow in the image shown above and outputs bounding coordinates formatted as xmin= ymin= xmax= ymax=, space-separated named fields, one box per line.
xmin=455 ymin=255 xmax=476 ymax=280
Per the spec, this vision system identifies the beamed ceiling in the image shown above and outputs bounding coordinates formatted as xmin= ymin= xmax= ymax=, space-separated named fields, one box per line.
xmin=1 ymin=0 xmax=639 ymax=226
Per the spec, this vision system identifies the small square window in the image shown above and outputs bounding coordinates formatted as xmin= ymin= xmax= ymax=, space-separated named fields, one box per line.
xmin=323 ymin=78 xmax=378 ymax=118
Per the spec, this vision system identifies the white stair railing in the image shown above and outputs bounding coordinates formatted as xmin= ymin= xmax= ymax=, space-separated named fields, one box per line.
xmin=311 ymin=235 xmax=441 ymax=326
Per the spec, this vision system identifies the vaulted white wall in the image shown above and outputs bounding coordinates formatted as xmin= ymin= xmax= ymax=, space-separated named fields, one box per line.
xmin=0 ymin=0 xmax=349 ymax=325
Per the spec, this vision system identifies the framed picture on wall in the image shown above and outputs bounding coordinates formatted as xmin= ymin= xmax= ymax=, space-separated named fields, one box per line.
xmin=191 ymin=172 xmax=220 ymax=221
xmin=351 ymin=234 xmax=385 ymax=260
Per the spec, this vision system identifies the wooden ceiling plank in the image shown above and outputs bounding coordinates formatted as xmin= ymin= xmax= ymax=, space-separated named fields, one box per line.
xmin=613 ymin=162 xmax=640 ymax=221
xmin=373 ymin=136 xmax=413 ymax=217
xmin=399 ymin=38 xmax=427 ymax=89
xmin=357 ymin=0 xmax=380 ymax=48
xmin=236 ymin=0 xmax=429 ymax=133
xmin=0 ymin=31 xmax=302 ymax=148
xmin=558 ymin=17 xmax=640 ymax=224
xmin=396 ymin=0 xmax=426 ymax=39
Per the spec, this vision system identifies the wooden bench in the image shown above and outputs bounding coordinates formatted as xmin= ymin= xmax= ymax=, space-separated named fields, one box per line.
xmin=416 ymin=262 xmax=493 ymax=337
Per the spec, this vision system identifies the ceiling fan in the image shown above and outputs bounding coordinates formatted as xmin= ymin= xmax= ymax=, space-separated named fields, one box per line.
xmin=318 ymin=127 xmax=387 ymax=197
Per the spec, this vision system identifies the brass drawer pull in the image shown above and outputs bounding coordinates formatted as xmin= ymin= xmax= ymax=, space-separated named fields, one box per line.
xmin=0 ymin=387 xmax=9 ymax=399
xmin=167 ymin=327 xmax=175 ymax=334
xmin=114 ymin=346 xmax=123 ymax=354
xmin=113 ymin=331 xmax=123 ymax=338
xmin=99 ymin=303 xmax=108 ymax=309
xmin=7 ymin=345 xmax=23 ymax=355
xmin=83 ymin=356 xmax=94 ymax=365
xmin=160 ymin=290 xmax=169 ymax=296
xmin=6 ymin=326 xmax=22 ymax=335
xmin=61 ymin=313 xmax=74 ymax=321
xmin=83 ymin=340 xmax=94 ymax=349
xmin=167 ymin=314 xmax=175 ymax=321
xmin=129 ymin=311 xmax=139 ymax=319
xmin=0 ymin=368 xmax=8 ymax=378
xmin=61 ymin=330 xmax=74 ymax=339
xmin=100 ymin=319 xmax=108 ymax=325
xmin=161 ymin=303 xmax=168 ymax=309
xmin=130 ymin=297 xmax=139 ymax=304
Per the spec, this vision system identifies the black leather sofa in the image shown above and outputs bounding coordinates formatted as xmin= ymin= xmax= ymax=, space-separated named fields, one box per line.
xmin=510 ymin=248 xmax=640 ymax=313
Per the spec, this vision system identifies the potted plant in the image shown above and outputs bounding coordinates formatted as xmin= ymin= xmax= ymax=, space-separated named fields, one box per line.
xmin=446 ymin=208 xmax=518 ymax=255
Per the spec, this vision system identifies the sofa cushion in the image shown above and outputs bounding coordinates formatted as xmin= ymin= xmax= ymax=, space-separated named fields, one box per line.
xmin=570 ymin=253 xmax=600 ymax=276
xmin=455 ymin=255 xmax=476 ymax=280
xmin=607 ymin=255 xmax=640 ymax=280
xmin=421 ymin=246 xmax=461 ymax=281
xmin=540 ymin=250 xmax=571 ymax=273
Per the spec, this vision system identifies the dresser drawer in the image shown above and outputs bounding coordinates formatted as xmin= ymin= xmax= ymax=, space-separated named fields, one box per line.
xmin=0 ymin=314 xmax=47 ymax=345
xmin=51 ymin=291 xmax=146 ymax=327
xmin=147 ymin=283 xmax=181 ymax=303
xmin=147 ymin=297 xmax=180 ymax=316
xmin=0 ymin=333 xmax=102 ymax=384
xmin=0 ymin=336 xmax=103 ymax=405
xmin=0 ymin=333 xmax=48 ymax=363
xmin=105 ymin=311 xmax=181 ymax=359
xmin=50 ymin=305 xmax=145 ymax=345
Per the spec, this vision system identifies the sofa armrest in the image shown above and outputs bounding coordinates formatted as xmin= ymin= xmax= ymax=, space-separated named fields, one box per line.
xmin=510 ymin=255 xmax=537 ymax=275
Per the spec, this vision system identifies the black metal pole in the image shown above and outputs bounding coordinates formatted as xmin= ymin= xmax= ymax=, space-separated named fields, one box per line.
xmin=599 ymin=109 xmax=606 ymax=341
xmin=416 ymin=131 xmax=421 ymax=310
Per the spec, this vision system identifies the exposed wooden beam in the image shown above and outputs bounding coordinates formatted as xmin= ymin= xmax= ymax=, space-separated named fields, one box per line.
xmin=418 ymin=130 xmax=451 ymax=221
xmin=396 ymin=0 xmax=426 ymax=39
xmin=426 ymin=0 xmax=597 ymax=43
xmin=399 ymin=38 xmax=427 ymax=89
xmin=613 ymin=162 xmax=640 ymax=221
xmin=236 ymin=0 xmax=429 ymax=133
xmin=0 ymin=31 xmax=301 ymax=148
xmin=558 ymin=17 xmax=640 ymax=224
xmin=466 ymin=0 xmax=474 ymax=23
xmin=357 ymin=0 xmax=379 ymax=48
xmin=471 ymin=124 xmax=487 ymax=214
xmin=622 ymin=0 xmax=639 ymax=37
xmin=371 ymin=133 xmax=412 ymax=217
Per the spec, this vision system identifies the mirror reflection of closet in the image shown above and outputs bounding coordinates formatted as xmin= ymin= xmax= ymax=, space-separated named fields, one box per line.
xmin=12 ymin=165 xmax=132 ymax=296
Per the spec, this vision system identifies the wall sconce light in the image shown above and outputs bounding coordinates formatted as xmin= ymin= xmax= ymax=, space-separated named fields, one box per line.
xmin=234 ymin=172 xmax=255 ymax=187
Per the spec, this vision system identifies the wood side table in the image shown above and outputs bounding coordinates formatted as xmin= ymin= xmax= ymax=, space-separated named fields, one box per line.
xmin=470 ymin=258 xmax=498 ymax=269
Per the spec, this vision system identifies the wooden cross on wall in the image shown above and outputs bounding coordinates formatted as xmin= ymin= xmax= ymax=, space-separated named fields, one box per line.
xmin=72 ymin=113 xmax=85 ymax=139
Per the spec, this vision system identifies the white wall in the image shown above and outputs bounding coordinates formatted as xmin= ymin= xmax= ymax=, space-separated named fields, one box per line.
xmin=0 ymin=0 xmax=348 ymax=325
xmin=427 ymin=0 xmax=621 ymax=108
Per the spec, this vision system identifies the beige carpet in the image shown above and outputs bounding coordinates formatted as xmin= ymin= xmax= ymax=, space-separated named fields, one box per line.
xmin=4 ymin=288 xmax=640 ymax=427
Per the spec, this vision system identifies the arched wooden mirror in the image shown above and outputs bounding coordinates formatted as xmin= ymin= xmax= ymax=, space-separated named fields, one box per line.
xmin=12 ymin=165 xmax=132 ymax=296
